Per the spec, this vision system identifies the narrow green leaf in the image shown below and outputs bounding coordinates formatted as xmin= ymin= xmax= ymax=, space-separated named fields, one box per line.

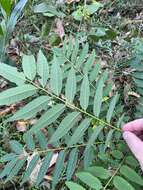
xmin=52 ymin=150 xmax=65 ymax=188
xmin=80 ymin=73 xmax=90 ymax=110
xmin=85 ymin=125 xmax=103 ymax=150
xmin=37 ymin=50 xmax=49 ymax=87
xmin=10 ymin=140 xmax=23 ymax=154
xmin=36 ymin=152 xmax=53 ymax=186
xmin=65 ymin=181 xmax=86 ymax=190
xmin=120 ymin=165 xmax=143 ymax=185
xmin=76 ymin=43 xmax=89 ymax=67
xmin=0 ymin=153 xmax=17 ymax=163
xmin=113 ymin=176 xmax=135 ymax=190
xmin=49 ymin=112 xmax=80 ymax=143
xmin=76 ymin=172 xmax=102 ymax=190
xmin=89 ymin=62 xmax=101 ymax=82
xmin=0 ymin=158 xmax=17 ymax=179
xmin=65 ymin=68 xmax=76 ymax=103
xmin=0 ymin=85 xmax=37 ymax=106
xmin=29 ymin=104 xmax=65 ymax=133
xmin=7 ymin=0 xmax=28 ymax=34
xmin=50 ymin=56 xmax=63 ymax=95
xmin=84 ymin=147 xmax=94 ymax=169
xmin=86 ymin=166 xmax=110 ymax=179
xmin=71 ymin=37 xmax=79 ymax=63
xmin=21 ymin=154 xmax=39 ymax=185
xmin=93 ymin=78 xmax=104 ymax=117
xmin=22 ymin=54 xmax=36 ymax=80
xmin=68 ymin=118 xmax=91 ymax=146
xmin=132 ymin=72 xmax=143 ymax=79
xmin=66 ymin=148 xmax=78 ymax=180
xmin=35 ymin=131 xmax=47 ymax=149
xmin=66 ymin=35 xmax=73 ymax=59
xmin=106 ymin=93 xmax=119 ymax=122
xmin=6 ymin=156 xmax=27 ymax=182
xmin=0 ymin=62 xmax=25 ymax=85
xmin=24 ymin=133 xmax=35 ymax=151
xmin=104 ymin=129 xmax=114 ymax=152
xmin=8 ymin=96 xmax=50 ymax=121
xmin=83 ymin=50 xmax=95 ymax=73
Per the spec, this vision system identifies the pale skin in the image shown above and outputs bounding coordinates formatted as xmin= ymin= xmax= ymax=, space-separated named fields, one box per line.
xmin=123 ymin=118 xmax=143 ymax=170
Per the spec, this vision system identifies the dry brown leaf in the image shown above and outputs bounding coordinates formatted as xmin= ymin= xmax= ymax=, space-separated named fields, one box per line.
xmin=16 ymin=121 xmax=27 ymax=132
xmin=0 ymin=105 xmax=16 ymax=117
xmin=66 ymin=0 xmax=80 ymax=4
xmin=55 ymin=19 xmax=65 ymax=39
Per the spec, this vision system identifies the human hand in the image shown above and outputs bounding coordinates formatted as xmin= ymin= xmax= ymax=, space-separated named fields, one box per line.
xmin=123 ymin=119 xmax=143 ymax=170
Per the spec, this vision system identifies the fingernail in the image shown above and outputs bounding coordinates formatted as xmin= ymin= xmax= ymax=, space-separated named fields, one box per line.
xmin=123 ymin=131 xmax=130 ymax=140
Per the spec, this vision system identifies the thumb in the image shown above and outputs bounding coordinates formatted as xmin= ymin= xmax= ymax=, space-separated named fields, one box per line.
xmin=123 ymin=131 xmax=143 ymax=168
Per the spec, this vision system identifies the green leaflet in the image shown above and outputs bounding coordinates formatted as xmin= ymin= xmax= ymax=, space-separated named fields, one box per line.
xmin=35 ymin=131 xmax=47 ymax=149
xmin=68 ymin=118 xmax=91 ymax=146
xmin=106 ymin=93 xmax=119 ymax=123
xmin=37 ymin=50 xmax=49 ymax=87
xmin=76 ymin=43 xmax=89 ymax=67
xmin=50 ymin=56 xmax=63 ymax=95
xmin=76 ymin=172 xmax=102 ymax=190
xmin=22 ymin=54 xmax=36 ymax=80
xmin=6 ymin=156 xmax=27 ymax=182
xmin=83 ymin=50 xmax=95 ymax=73
xmin=29 ymin=104 xmax=65 ymax=133
xmin=104 ymin=129 xmax=114 ymax=152
xmin=65 ymin=68 xmax=76 ymax=103
xmin=80 ymin=73 xmax=90 ymax=110
xmin=65 ymin=181 xmax=86 ymax=190
xmin=36 ymin=152 xmax=53 ymax=186
xmin=0 ymin=153 xmax=17 ymax=162
xmin=0 ymin=84 xmax=37 ymax=106
xmin=133 ymin=78 xmax=143 ymax=88
xmin=84 ymin=147 xmax=94 ymax=169
xmin=10 ymin=140 xmax=23 ymax=154
xmin=49 ymin=112 xmax=80 ymax=143
xmin=113 ymin=176 xmax=135 ymax=190
xmin=21 ymin=154 xmax=39 ymax=185
xmin=66 ymin=35 xmax=73 ymax=59
xmin=71 ymin=37 xmax=79 ymax=63
xmin=0 ymin=62 xmax=26 ymax=85
xmin=8 ymin=96 xmax=50 ymax=121
xmin=132 ymin=71 xmax=143 ymax=79
xmin=120 ymin=165 xmax=143 ymax=185
xmin=52 ymin=150 xmax=65 ymax=188
xmin=24 ymin=133 xmax=35 ymax=151
xmin=86 ymin=166 xmax=111 ymax=179
xmin=93 ymin=78 xmax=104 ymax=117
xmin=7 ymin=0 xmax=28 ymax=35
xmin=89 ymin=62 xmax=101 ymax=82
xmin=0 ymin=158 xmax=17 ymax=179
xmin=66 ymin=148 xmax=78 ymax=180
xmin=85 ymin=125 xmax=103 ymax=151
